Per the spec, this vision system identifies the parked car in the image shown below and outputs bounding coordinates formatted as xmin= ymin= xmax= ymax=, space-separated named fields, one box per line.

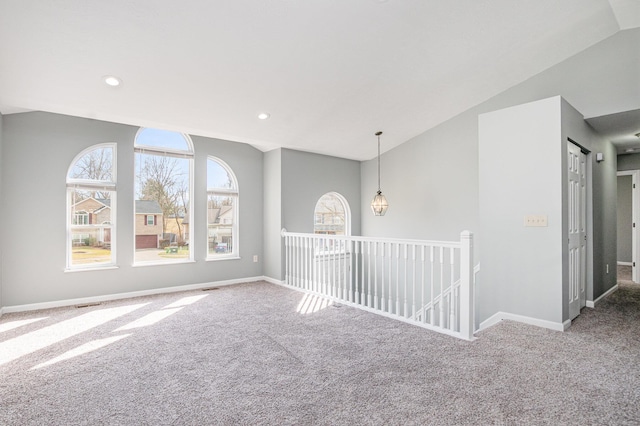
xmin=215 ymin=243 xmax=228 ymax=253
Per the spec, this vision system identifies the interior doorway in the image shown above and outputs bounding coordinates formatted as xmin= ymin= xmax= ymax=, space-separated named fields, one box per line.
xmin=617 ymin=170 xmax=639 ymax=283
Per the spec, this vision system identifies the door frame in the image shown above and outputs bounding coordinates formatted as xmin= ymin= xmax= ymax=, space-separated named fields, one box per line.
xmin=616 ymin=170 xmax=639 ymax=283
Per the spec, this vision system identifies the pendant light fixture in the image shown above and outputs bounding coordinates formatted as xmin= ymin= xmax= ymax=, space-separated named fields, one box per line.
xmin=371 ymin=131 xmax=389 ymax=216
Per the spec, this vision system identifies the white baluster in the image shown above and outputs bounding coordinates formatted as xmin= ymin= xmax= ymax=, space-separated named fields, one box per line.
xmin=449 ymin=247 xmax=455 ymax=331
xmin=375 ymin=242 xmax=380 ymax=311
xmin=284 ymin=233 xmax=289 ymax=285
xmin=430 ymin=246 xmax=435 ymax=326
xmin=368 ymin=241 xmax=372 ymax=308
xmin=404 ymin=243 xmax=408 ymax=318
xmin=410 ymin=244 xmax=415 ymax=319
xmin=389 ymin=244 xmax=400 ymax=315
xmin=355 ymin=240 xmax=360 ymax=304
xmin=439 ymin=246 xmax=444 ymax=327
xmin=421 ymin=245 xmax=426 ymax=323
xmin=388 ymin=242 xmax=392 ymax=313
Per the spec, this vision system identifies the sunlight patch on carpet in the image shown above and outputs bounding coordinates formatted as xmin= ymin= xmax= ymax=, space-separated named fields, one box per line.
xmin=0 ymin=317 xmax=48 ymax=333
xmin=296 ymin=293 xmax=333 ymax=315
xmin=163 ymin=294 xmax=208 ymax=309
xmin=0 ymin=303 xmax=149 ymax=366
xmin=31 ymin=334 xmax=131 ymax=370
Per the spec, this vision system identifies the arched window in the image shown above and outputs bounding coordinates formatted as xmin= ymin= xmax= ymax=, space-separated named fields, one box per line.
xmin=314 ymin=192 xmax=350 ymax=236
xmin=66 ymin=143 xmax=116 ymax=269
xmin=207 ymin=157 xmax=239 ymax=259
xmin=134 ymin=128 xmax=193 ymax=264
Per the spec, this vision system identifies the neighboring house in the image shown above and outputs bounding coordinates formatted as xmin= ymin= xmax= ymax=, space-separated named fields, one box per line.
xmin=72 ymin=198 xmax=163 ymax=249
xmin=71 ymin=197 xmax=112 ymax=246
xmin=165 ymin=214 xmax=189 ymax=245
xmin=134 ymin=200 xmax=164 ymax=249
xmin=208 ymin=205 xmax=233 ymax=252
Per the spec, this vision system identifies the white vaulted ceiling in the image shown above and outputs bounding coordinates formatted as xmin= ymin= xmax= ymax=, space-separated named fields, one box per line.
xmin=0 ymin=0 xmax=638 ymax=160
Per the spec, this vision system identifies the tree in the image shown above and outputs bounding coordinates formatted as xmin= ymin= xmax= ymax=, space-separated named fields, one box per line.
xmin=70 ymin=147 xmax=113 ymax=199
xmin=138 ymin=154 xmax=189 ymax=240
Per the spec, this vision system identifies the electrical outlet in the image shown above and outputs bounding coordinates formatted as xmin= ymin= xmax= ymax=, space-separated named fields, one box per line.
xmin=524 ymin=215 xmax=548 ymax=227
xmin=253 ymin=255 xmax=258 ymax=263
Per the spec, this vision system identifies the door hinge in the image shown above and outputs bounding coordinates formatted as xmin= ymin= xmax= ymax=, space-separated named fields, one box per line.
xmin=634 ymin=262 xmax=636 ymax=267
xmin=634 ymin=184 xmax=636 ymax=189
xmin=634 ymin=223 xmax=636 ymax=228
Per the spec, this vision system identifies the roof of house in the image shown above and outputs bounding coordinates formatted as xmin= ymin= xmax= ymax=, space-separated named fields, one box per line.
xmin=208 ymin=206 xmax=232 ymax=223
xmin=134 ymin=200 xmax=163 ymax=214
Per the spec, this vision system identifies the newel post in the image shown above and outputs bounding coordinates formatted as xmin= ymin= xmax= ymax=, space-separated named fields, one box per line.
xmin=459 ymin=230 xmax=474 ymax=340
xmin=281 ymin=228 xmax=288 ymax=285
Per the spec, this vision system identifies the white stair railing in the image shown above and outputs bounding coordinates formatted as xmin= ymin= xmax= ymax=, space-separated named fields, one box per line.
xmin=281 ymin=229 xmax=475 ymax=340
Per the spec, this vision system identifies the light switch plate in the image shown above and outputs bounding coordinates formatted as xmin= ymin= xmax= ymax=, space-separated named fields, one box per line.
xmin=524 ymin=215 xmax=548 ymax=227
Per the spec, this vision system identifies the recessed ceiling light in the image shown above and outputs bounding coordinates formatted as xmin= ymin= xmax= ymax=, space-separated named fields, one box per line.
xmin=103 ymin=75 xmax=122 ymax=87
xmin=258 ymin=113 xmax=270 ymax=120
xmin=626 ymin=148 xmax=637 ymax=153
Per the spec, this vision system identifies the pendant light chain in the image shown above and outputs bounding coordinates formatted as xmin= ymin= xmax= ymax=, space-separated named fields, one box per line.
xmin=377 ymin=134 xmax=380 ymax=192
xmin=376 ymin=131 xmax=382 ymax=193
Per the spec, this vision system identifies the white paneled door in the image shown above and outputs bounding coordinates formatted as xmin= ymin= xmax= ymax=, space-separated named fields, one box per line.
xmin=568 ymin=142 xmax=587 ymax=320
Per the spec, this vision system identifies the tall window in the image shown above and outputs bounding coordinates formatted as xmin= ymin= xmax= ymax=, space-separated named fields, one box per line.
xmin=66 ymin=144 xmax=116 ymax=269
xmin=314 ymin=192 xmax=350 ymax=236
xmin=134 ymin=128 xmax=193 ymax=264
xmin=207 ymin=157 xmax=238 ymax=259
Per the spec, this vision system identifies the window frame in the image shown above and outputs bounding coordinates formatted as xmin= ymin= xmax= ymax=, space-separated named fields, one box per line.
xmin=66 ymin=143 xmax=117 ymax=271
xmin=133 ymin=128 xmax=194 ymax=266
xmin=206 ymin=156 xmax=239 ymax=261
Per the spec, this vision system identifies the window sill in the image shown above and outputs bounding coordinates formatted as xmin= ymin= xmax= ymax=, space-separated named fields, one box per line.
xmin=133 ymin=259 xmax=196 ymax=268
xmin=65 ymin=265 xmax=119 ymax=273
xmin=206 ymin=256 xmax=241 ymax=262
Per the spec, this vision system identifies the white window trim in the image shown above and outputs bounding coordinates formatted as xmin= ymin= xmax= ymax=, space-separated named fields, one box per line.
xmin=66 ymin=143 xmax=117 ymax=271
xmin=206 ymin=156 xmax=239 ymax=260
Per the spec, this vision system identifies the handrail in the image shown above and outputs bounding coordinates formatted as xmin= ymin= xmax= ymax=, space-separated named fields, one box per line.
xmin=281 ymin=229 xmax=461 ymax=249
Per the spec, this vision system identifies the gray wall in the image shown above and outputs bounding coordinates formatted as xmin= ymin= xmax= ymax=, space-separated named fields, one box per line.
xmin=479 ymin=97 xmax=564 ymax=324
xmin=618 ymin=153 xmax=640 ymax=171
xmin=617 ymin=175 xmax=632 ymax=263
xmin=282 ymin=149 xmax=361 ymax=235
xmin=1 ymin=112 xmax=263 ymax=307
xmin=263 ymin=148 xmax=362 ymax=281
xmin=263 ymin=149 xmax=282 ymax=280
xmin=0 ymin=112 xmax=3 ymax=312
xmin=360 ymin=30 xmax=634 ymax=325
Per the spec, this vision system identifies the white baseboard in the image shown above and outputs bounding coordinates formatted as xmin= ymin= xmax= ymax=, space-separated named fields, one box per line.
xmin=586 ymin=284 xmax=618 ymax=308
xmin=262 ymin=276 xmax=286 ymax=286
xmin=1 ymin=276 xmax=266 ymax=314
xmin=617 ymin=261 xmax=632 ymax=266
xmin=479 ymin=311 xmax=569 ymax=332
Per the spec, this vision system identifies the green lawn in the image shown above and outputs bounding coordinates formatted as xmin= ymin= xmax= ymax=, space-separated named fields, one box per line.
xmin=72 ymin=246 xmax=111 ymax=264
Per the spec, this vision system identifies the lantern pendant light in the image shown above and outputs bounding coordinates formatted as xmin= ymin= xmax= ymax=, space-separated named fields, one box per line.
xmin=371 ymin=131 xmax=389 ymax=216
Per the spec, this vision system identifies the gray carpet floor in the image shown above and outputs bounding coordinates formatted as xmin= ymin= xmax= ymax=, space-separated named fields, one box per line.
xmin=0 ymin=276 xmax=639 ymax=425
